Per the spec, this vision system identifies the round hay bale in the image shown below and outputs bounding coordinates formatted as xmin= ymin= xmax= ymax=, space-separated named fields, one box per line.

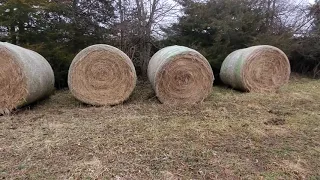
xmin=68 ymin=44 xmax=137 ymax=106
xmin=0 ymin=42 xmax=55 ymax=114
xmin=148 ymin=45 xmax=214 ymax=104
xmin=220 ymin=45 xmax=291 ymax=92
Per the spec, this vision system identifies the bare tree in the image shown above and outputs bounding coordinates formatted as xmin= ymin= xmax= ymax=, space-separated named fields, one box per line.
xmin=115 ymin=0 xmax=180 ymax=77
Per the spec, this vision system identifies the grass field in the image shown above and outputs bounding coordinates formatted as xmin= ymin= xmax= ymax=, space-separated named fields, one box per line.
xmin=1 ymin=76 xmax=320 ymax=179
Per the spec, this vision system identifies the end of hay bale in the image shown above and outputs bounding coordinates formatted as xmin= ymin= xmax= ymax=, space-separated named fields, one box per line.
xmin=220 ymin=45 xmax=291 ymax=92
xmin=148 ymin=45 xmax=214 ymax=105
xmin=68 ymin=44 xmax=137 ymax=106
xmin=0 ymin=42 xmax=54 ymax=114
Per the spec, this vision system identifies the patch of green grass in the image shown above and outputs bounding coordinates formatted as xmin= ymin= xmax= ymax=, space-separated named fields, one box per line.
xmin=309 ymin=175 xmax=320 ymax=180
xmin=18 ymin=164 xmax=26 ymax=170
xmin=261 ymin=171 xmax=290 ymax=180
xmin=273 ymin=146 xmax=295 ymax=156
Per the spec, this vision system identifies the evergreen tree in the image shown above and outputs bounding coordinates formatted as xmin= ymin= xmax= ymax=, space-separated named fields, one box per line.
xmin=0 ymin=0 xmax=116 ymax=88
xmin=163 ymin=0 xmax=297 ymax=79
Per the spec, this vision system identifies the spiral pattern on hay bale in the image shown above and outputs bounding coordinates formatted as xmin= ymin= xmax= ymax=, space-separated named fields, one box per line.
xmin=220 ymin=45 xmax=291 ymax=92
xmin=0 ymin=42 xmax=54 ymax=114
xmin=148 ymin=45 xmax=214 ymax=104
xmin=68 ymin=44 xmax=136 ymax=106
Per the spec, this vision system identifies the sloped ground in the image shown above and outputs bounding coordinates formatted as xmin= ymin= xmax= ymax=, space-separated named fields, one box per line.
xmin=1 ymin=76 xmax=319 ymax=179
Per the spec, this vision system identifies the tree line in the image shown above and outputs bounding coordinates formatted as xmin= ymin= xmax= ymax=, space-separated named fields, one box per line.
xmin=0 ymin=0 xmax=319 ymax=88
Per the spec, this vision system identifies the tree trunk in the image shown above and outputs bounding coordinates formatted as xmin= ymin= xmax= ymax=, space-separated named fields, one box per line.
xmin=135 ymin=0 xmax=147 ymax=77
xmin=138 ymin=0 xmax=158 ymax=77
xmin=118 ymin=0 xmax=124 ymax=49
xmin=72 ymin=0 xmax=79 ymax=52
xmin=18 ymin=21 xmax=25 ymax=45
xmin=141 ymin=41 xmax=152 ymax=78
xmin=10 ymin=24 xmax=16 ymax=45
xmin=271 ymin=0 xmax=276 ymax=28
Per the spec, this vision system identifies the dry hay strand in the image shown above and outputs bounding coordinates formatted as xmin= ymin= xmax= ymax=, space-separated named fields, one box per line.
xmin=0 ymin=42 xmax=55 ymax=115
xmin=148 ymin=45 xmax=214 ymax=105
xmin=220 ymin=45 xmax=291 ymax=92
xmin=68 ymin=44 xmax=137 ymax=106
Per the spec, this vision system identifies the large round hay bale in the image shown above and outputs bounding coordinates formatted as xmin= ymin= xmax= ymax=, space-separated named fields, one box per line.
xmin=68 ymin=44 xmax=136 ymax=106
xmin=0 ymin=42 xmax=55 ymax=114
xmin=148 ymin=45 xmax=214 ymax=104
xmin=220 ymin=45 xmax=291 ymax=92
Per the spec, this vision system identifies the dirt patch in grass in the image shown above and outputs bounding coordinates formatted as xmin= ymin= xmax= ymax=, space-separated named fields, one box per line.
xmin=0 ymin=77 xmax=320 ymax=179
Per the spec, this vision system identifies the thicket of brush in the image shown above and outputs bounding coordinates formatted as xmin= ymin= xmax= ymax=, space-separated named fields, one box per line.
xmin=1 ymin=0 xmax=319 ymax=88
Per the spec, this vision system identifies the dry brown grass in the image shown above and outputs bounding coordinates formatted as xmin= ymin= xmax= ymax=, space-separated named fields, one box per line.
xmin=1 ymin=76 xmax=320 ymax=179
